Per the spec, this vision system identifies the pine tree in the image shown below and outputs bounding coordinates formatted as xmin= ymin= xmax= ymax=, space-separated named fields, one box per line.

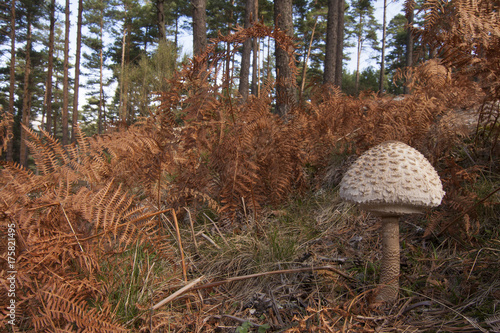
xmin=44 ymin=0 xmax=55 ymax=134
xmin=156 ymin=0 xmax=167 ymax=40
xmin=349 ymin=0 xmax=380 ymax=95
xmin=61 ymin=0 xmax=70 ymax=145
xmin=72 ymin=0 xmax=83 ymax=143
xmin=378 ymin=0 xmax=387 ymax=94
xmin=82 ymin=0 xmax=112 ymax=134
xmin=19 ymin=1 xmax=34 ymax=166
xmin=274 ymin=0 xmax=295 ymax=117
xmin=238 ymin=0 xmax=254 ymax=100
xmin=385 ymin=13 xmax=407 ymax=94
xmin=6 ymin=0 xmax=16 ymax=161
xmin=192 ymin=0 xmax=207 ymax=56
xmin=404 ymin=0 xmax=415 ymax=94
xmin=324 ymin=0 xmax=341 ymax=86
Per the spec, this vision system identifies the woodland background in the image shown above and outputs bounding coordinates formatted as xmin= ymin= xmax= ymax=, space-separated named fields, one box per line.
xmin=0 ymin=0 xmax=499 ymax=332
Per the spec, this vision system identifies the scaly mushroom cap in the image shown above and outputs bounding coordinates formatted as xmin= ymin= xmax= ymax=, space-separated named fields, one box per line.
xmin=339 ymin=141 xmax=445 ymax=216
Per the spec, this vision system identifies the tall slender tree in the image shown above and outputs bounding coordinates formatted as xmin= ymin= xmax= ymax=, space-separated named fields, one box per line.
xmin=156 ymin=0 xmax=166 ymax=40
xmin=62 ymin=0 xmax=70 ymax=145
xmin=350 ymin=0 xmax=380 ymax=95
xmin=274 ymin=0 xmax=295 ymax=117
xmin=238 ymin=0 xmax=254 ymax=100
xmin=7 ymin=0 xmax=16 ymax=161
xmin=324 ymin=0 xmax=340 ymax=86
xmin=119 ymin=20 xmax=127 ymax=123
xmin=404 ymin=0 xmax=415 ymax=94
xmin=83 ymin=0 xmax=110 ymax=134
xmin=251 ymin=0 xmax=259 ymax=95
xmin=72 ymin=0 xmax=83 ymax=142
xmin=44 ymin=0 xmax=55 ymax=135
xmin=378 ymin=0 xmax=387 ymax=94
xmin=20 ymin=7 xmax=33 ymax=166
xmin=385 ymin=14 xmax=408 ymax=94
xmin=335 ymin=0 xmax=345 ymax=87
xmin=192 ymin=0 xmax=207 ymax=56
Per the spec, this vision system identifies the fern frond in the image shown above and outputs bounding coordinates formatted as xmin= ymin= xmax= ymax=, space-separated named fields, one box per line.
xmin=0 ymin=106 xmax=13 ymax=155
xmin=0 ymin=161 xmax=41 ymax=206
xmin=33 ymin=283 xmax=127 ymax=332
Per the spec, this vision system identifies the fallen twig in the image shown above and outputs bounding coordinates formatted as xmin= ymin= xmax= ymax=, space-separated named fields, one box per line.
xmin=152 ymin=276 xmax=205 ymax=310
xmin=189 ymin=265 xmax=354 ymax=292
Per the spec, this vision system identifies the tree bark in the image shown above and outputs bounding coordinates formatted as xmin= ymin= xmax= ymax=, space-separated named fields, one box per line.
xmin=62 ymin=0 xmax=70 ymax=146
xmin=7 ymin=0 xmax=16 ymax=161
xmin=72 ymin=0 xmax=83 ymax=143
xmin=44 ymin=0 xmax=55 ymax=135
xmin=156 ymin=0 xmax=166 ymax=40
xmin=300 ymin=16 xmax=318 ymax=97
xmin=251 ymin=0 xmax=259 ymax=95
xmin=324 ymin=0 xmax=339 ymax=86
xmin=225 ymin=0 xmax=234 ymax=94
xmin=404 ymin=0 xmax=414 ymax=94
xmin=355 ymin=31 xmax=362 ymax=95
xmin=98 ymin=8 xmax=104 ymax=134
xmin=238 ymin=0 xmax=253 ymax=100
xmin=192 ymin=0 xmax=207 ymax=56
xmin=120 ymin=26 xmax=127 ymax=123
xmin=354 ymin=8 xmax=367 ymax=96
xmin=274 ymin=0 xmax=295 ymax=117
xmin=379 ymin=0 xmax=387 ymax=94
xmin=334 ymin=0 xmax=344 ymax=87
xmin=20 ymin=13 xmax=32 ymax=167
xmin=377 ymin=216 xmax=400 ymax=302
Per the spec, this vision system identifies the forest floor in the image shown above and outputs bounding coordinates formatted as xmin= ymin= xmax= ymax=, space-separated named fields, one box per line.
xmin=145 ymin=183 xmax=499 ymax=332
xmin=136 ymin=105 xmax=500 ymax=332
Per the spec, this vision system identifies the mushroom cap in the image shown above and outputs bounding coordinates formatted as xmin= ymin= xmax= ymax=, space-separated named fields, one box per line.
xmin=339 ymin=141 xmax=445 ymax=216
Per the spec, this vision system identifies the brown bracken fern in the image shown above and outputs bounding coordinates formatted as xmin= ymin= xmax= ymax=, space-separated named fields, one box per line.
xmin=0 ymin=125 xmax=175 ymax=331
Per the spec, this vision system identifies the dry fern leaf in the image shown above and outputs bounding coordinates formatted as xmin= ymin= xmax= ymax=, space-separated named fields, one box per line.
xmin=32 ymin=282 xmax=127 ymax=332
xmin=0 ymin=161 xmax=41 ymax=207
xmin=0 ymin=107 xmax=13 ymax=155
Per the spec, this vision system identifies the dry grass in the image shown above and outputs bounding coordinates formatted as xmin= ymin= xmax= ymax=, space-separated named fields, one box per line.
xmin=133 ymin=186 xmax=499 ymax=332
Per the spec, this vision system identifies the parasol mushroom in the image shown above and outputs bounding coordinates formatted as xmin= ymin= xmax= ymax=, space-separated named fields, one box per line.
xmin=339 ymin=141 xmax=445 ymax=302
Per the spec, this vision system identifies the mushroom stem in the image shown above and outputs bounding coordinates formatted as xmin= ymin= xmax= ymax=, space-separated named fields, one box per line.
xmin=377 ymin=216 xmax=400 ymax=302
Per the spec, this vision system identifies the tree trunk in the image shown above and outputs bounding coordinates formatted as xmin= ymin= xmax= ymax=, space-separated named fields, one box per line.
xmin=404 ymin=0 xmax=414 ymax=94
xmin=156 ymin=0 xmax=166 ymax=40
xmin=354 ymin=12 xmax=363 ymax=96
xmin=192 ymin=0 xmax=207 ymax=56
xmin=44 ymin=0 xmax=55 ymax=135
xmin=72 ymin=0 xmax=83 ymax=143
xmin=238 ymin=0 xmax=253 ymax=100
xmin=250 ymin=0 xmax=259 ymax=95
xmin=7 ymin=0 xmax=16 ymax=162
xmin=62 ymin=0 xmax=70 ymax=146
xmin=300 ymin=16 xmax=318 ymax=97
xmin=20 ymin=14 xmax=32 ymax=167
xmin=379 ymin=0 xmax=387 ymax=94
xmin=175 ymin=15 xmax=179 ymax=49
xmin=274 ymin=0 xmax=295 ymax=117
xmin=334 ymin=0 xmax=344 ymax=87
xmin=225 ymin=0 xmax=234 ymax=94
xmin=99 ymin=11 xmax=104 ymax=134
xmin=120 ymin=27 xmax=127 ymax=123
xmin=251 ymin=37 xmax=259 ymax=95
xmin=324 ymin=0 xmax=339 ymax=86
xmin=355 ymin=34 xmax=362 ymax=95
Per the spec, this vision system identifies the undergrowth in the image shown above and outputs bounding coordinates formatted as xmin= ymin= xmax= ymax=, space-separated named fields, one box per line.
xmin=1 ymin=0 xmax=499 ymax=331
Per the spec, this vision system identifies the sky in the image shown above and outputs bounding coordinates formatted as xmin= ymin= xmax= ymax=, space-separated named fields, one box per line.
xmin=67 ymin=0 xmax=404 ymax=109
xmin=172 ymin=0 xmax=404 ymax=73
